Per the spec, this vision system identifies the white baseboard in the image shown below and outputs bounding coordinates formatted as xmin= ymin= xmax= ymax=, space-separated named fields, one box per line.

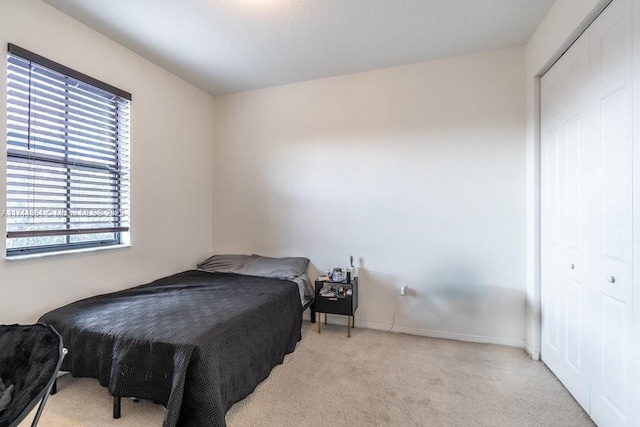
xmin=315 ymin=314 xmax=526 ymax=348
xmin=526 ymin=346 xmax=541 ymax=360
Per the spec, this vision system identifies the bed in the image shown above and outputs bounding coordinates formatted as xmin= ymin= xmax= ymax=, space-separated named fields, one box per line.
xmin=38 ymin=255 xmax=315 ymax=427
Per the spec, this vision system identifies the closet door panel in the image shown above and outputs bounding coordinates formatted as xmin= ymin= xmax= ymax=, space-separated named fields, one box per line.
xmin=562 ymin=35 xmax=591 ymax=389
xmin=541 ymin=32 xmax=591 ymax=410
xmin=541 ymin=62 xmax=564 ymax=369
xmin=589 ymin=0 xmax=634 ymax=424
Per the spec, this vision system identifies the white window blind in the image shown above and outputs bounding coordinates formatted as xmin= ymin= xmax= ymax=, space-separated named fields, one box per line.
xmin=5 ymin=44 xmax=131 ymax=256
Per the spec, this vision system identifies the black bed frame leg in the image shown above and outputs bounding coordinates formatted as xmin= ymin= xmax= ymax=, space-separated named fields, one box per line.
xmin=310 ymin=303 xmax=316 ymax=323
xmin=50 ymin=379 xmax=57 ymax=395
xmin=113 ymin=396 xmax=121 ymax=419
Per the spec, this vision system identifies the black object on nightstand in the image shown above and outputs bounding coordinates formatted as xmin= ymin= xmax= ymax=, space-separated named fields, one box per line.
xmin=314 ymin=277 xmax=358 ymax=337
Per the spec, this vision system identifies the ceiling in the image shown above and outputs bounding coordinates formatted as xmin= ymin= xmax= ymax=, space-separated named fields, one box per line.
xmin=43 ymin=0 xmax=555 ymax=96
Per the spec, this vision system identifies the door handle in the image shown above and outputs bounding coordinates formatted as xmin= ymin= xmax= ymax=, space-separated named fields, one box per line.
xmin=569 ymin=263 xmax=575 ymax=269
xmin=608 ymin=276 xmax=616 ymax=284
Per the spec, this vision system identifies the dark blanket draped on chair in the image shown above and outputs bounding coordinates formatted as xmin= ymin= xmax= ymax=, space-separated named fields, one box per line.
xmin=0 ymin=324 xmax=64 ymax=427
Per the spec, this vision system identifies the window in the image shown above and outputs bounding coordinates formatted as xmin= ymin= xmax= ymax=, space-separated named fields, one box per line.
xmin=5 ymin=44 xmax=131 ymax=256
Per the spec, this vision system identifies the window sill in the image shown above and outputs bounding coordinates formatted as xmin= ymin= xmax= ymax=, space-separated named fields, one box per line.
xmin=6 ymin=244 xmax=131 ymax=261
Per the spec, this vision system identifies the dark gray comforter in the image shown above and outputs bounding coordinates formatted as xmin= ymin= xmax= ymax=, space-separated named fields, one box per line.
xmin=38 ymin=270 xmax=303 ymax=426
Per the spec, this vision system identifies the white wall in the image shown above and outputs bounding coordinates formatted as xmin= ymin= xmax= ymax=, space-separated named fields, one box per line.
xmin=213 ymin=48 xmax=527 ymax=346
xmin=524 ymin=0 xmax=610 ymax=358
xmin=0 ymin=0 xmax=215 ymax=324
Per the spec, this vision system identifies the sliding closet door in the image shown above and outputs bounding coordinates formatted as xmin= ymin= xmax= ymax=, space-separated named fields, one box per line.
xmin=589 ymin=0 xmax=634 ymax=424
xmin=541 ymin=30 xmax=592 ymax=411
xmin=542 ymin=0 xmax=635 ymax=425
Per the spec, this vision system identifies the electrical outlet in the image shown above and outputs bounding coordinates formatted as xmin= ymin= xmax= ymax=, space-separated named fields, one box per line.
xmin=400 ymin=285 xmax=407 ymax=296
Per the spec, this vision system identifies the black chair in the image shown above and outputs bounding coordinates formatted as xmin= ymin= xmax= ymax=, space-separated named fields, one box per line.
xmin=0 ymin=324 xmax=65 ymax=427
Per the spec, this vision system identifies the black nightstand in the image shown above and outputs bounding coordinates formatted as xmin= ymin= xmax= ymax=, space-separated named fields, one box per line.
xmin=314 ymin=277 xmax=358 ymax=337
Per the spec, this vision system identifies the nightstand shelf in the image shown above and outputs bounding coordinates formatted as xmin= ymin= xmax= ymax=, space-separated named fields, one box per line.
xmin=314 ymin=277 xmax=358 ymax=337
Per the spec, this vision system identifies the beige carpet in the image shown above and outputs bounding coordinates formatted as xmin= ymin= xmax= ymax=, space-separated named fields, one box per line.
xmin=21 ymin=322 xmax=593 ymax=426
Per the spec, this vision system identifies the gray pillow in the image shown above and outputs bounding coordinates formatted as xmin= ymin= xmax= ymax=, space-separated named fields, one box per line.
xmin=197 ymin=254 xmax=257 ymax=273
xmin=235 ymin=255 xmax=310 ymax=280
